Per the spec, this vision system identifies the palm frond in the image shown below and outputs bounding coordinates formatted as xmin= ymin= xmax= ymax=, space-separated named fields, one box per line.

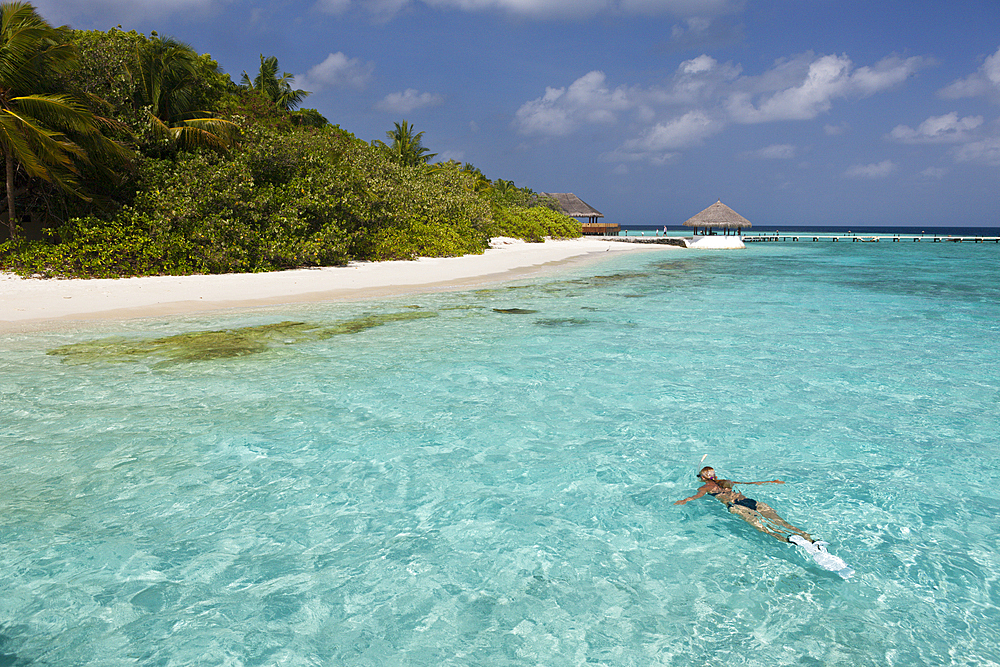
xmin=0 ymin=111 xmax=48 ymax=176
xmin=179 ymin=116 xmax=239 ymax=146
xmin=11 ymin=94 xmax=99 ymax=136
xmin=168 ymin=124 xmax=228 ymax=152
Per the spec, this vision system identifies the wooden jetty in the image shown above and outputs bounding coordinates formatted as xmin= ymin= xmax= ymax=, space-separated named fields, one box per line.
xmin=581 ymin=221 xmax=622 ymax=236
xmin=741 ymin=233 xmax=1000 ymax=243
xmin=598 ymin=233 xmax=1000 ymax=248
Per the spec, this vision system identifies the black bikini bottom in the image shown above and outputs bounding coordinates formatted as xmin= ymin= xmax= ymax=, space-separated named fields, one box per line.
xmin=730 ymin=497 xmax=759 ymax=511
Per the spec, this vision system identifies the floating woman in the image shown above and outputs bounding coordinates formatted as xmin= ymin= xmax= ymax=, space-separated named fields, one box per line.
xmin=675 ymin=465 xmax=854 ymax=578
xmin=674 ymin=466 xmax=812 ymax=543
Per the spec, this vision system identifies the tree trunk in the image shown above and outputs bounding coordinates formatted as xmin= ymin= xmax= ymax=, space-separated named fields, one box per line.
xmin=5 ymin=151 xmax=16 ymax=240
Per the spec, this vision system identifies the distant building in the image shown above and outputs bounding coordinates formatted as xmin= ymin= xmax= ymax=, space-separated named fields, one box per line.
xmin=682 ymin=200 xmax=752 ymax=236
xmin=539 ymin=193 xmax=620 ymax=236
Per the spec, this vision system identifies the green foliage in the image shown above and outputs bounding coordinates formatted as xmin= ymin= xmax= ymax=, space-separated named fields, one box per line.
xmin=122 ymin=134 xmax=354 ymax=273
xmin=60 ymin=28 xmax=147 ymax=124
xmin=0 ymin=214 xmax=163 ymax=277
xmin=129 ymin=35 xmax=238 ymax=152
xmin=288 ymin=108 xmax=328 ymax=128
xmin=488 ymin=204 xmax=581 ymax=242
xmin=338 ymin=154 xmax=491 ymax=260
xmin=62 ymin=28 xmax=236 ymax=155
xmin=0 ymin=14 xmax=579 ymax=276
xmin=240 ymin=54 xmax=310 ymax=111
xmin=372 ymin=120 xmax=437 ymax=167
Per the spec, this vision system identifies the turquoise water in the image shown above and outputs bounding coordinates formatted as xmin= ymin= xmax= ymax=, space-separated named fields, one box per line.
xmin=2 ymin=240 xmax=999 ymax=665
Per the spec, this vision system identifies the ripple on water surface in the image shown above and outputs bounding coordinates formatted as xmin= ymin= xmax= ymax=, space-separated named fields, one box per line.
xmin=2 ymin=243 xmax=1000 ymax=664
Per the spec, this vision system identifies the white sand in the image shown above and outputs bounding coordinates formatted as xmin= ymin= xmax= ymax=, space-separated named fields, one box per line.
xmin=686 ymin=236 xmax=746 ymax=249
xmin=1 ymin=237 xmax=674 ymax=330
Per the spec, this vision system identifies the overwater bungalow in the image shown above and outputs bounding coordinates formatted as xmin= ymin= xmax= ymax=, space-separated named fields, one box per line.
xmin=683 ymin=200 xmax=752 ymax=236
xmin=540 ymin=193 xmax=619 ymax=236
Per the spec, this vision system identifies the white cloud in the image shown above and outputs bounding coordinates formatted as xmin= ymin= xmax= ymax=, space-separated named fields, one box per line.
xmin=749 ymin=144 xmax=796 ymax=159
xmin=296 ymin=52 xmax=374 ymax=92
xmin=376 ymin=89 xmax=445 ymax=113
xmin=920 ymin=167 xmax=947 ymax=179
xmin=680 ymin=54 xmax=717 ymax=75
xmin=514 ymin=57 xmax=739 ymax=139
xmin=315 ymin=0 xmax=352 ymax=13
xmin=824 ymin=122 xmax=848 ymax=135
xmin=728 ymin=54 xmax=925 ymax=123
xmin=513 ymin=90 xmax=575 ymax=136
xmin=939 ymin=46 xmax=1000 ymax=102
xmin=319 ymin=0 xmax=743 ymax=20
xmin=514 ymin=70 xmax=632 ymax=136
xmin=731 ymin=52 xmax=852 ymax=122
xmin=845 ymin=160 xmax=896 ymax=179
xmin=890 ymin=113 xmax=1000 ymax=168
xmin=850 ymin=55 xmax=928 ymax=96
xmin=628 ymin=110 xmax=722 ymax=150
xmin=619 ymin=0 xmax=740 ymax=16
xmin=663 ymin=55 xmax=742 ymax=106
xmin=889 ymin=112 xmax=983 ymax=144
xmin=603 ymin=110 xmax=719 ymax=164
xmin=423 ymin=0 xmax=606 ymax=19
xmin=952 ymin=136 xmax=1000 ymax=167
xmin=515 ymin=50 xmax=926 ymax=166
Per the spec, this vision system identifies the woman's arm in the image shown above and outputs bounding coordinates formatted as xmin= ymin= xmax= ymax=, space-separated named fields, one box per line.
xmin=674 ymin=485 xmax=711 ymax=505
xmin=733 ymin=479 xmax=785 ymax=486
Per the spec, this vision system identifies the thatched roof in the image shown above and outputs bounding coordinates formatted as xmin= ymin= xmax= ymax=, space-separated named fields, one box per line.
xmin=682 ymin=200 xmax=751 ymax=228
xmin=539 ymin=193 xmax=603 ymax=219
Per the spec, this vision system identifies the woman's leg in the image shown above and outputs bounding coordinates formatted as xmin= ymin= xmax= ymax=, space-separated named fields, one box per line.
xmin=754 ymin=502 xmax=812 ymax=541
xmin=729 ymin=503 xmax=812 ymax=543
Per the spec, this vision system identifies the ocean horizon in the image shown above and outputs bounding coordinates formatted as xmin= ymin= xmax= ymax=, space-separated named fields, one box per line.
xmin=626 ymin=224 xmax=1000 ymax=237
xmin=2 ymin=238 xmax=999 ymax=665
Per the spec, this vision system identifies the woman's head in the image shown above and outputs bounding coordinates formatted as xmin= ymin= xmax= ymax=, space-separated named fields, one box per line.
xmin=698 ymin=466 xmax=717 ymax=481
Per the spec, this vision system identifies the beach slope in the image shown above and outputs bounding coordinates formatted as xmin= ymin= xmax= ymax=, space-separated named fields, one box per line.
xmin=2 ymin=237 xmax=671 ymax=330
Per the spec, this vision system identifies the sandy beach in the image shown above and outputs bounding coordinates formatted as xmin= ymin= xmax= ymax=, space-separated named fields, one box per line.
xmin=1 ymin=237 xmax=675 ymax=331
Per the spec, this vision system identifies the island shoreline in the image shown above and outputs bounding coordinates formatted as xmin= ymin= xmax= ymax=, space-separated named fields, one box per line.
xmin=1 ymin=238 xmax=674 ymax=332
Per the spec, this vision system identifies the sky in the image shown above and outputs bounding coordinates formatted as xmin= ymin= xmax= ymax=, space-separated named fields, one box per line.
xmin=35 ymin=0 xmax=1000 ymax=228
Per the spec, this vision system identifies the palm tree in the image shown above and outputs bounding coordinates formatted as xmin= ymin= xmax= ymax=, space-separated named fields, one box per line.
xmin=0 ymin=1 xmax=127 ymax=238
xmin=130 ymin=35 xmax=238 ymax=151
xmin=241 ymin=55 xmax=309 ymax=111
xmin=373 ymin=120 xmax=437 ymax=168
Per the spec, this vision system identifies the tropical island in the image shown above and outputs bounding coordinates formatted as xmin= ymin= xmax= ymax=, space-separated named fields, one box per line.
xmin=0 ymin=1 xmax=580 ymax=279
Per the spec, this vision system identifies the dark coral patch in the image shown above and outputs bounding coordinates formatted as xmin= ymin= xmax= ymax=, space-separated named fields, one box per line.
xmin=48 ymin=312 xmax=438 ymax=365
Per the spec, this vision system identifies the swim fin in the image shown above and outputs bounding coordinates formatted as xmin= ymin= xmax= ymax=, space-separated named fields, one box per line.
xmin=788 ymin=535 xmax=855 ymax=579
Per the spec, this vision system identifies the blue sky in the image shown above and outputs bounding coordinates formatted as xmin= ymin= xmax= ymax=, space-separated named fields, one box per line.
xmin=36 ymin=0 xmax=1000 ymax=227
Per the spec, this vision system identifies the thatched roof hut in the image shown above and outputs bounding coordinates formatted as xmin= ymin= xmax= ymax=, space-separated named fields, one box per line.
xmin=682 ymin=200 xmax=751 ymax=230
xmin=539 ymin=193 xmax=604 ymax=223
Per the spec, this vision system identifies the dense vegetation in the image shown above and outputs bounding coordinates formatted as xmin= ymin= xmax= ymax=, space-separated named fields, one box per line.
xmin=0 ymin=2 xmax=579 ymax=278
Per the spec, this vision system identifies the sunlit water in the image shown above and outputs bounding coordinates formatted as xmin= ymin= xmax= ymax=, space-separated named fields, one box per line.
xmin=2 ymin=240 xmax=999 ymax=666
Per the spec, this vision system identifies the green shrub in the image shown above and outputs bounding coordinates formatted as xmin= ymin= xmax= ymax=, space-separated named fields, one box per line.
xmin=0 ymin=214 xmax=167 ymax=278
xmin=338 ymin=151 xmax=491 ymax=261
xmin=488 ymin=205 xmax=582 ymax=242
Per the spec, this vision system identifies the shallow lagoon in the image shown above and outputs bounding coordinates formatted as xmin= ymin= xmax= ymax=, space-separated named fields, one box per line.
xmin=2 ymin=240 xmax=999 ymax=665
